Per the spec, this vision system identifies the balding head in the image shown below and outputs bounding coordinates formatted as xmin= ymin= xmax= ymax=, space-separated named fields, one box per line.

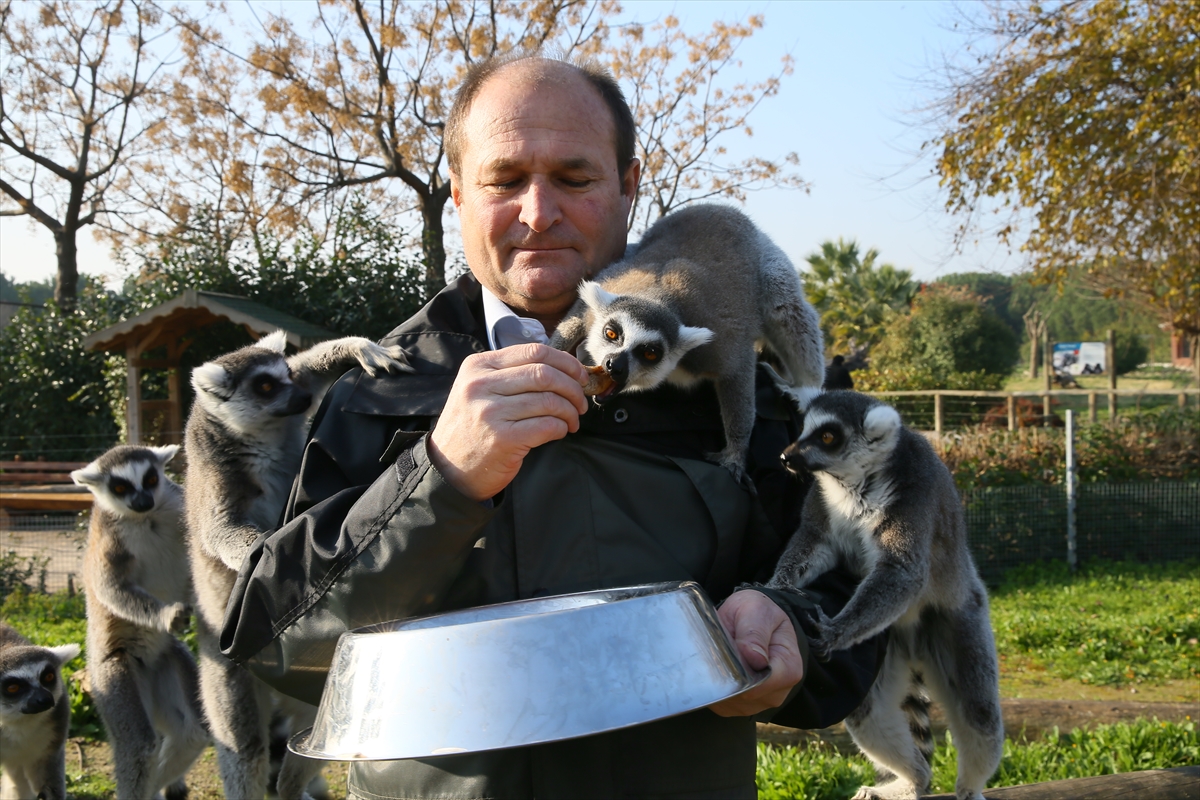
xmin=445 ymin=53 xmax=637 ymax=191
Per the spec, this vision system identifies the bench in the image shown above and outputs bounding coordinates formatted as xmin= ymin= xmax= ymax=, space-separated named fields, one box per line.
xmin=0 ymin=460 xmax=94 ymax=512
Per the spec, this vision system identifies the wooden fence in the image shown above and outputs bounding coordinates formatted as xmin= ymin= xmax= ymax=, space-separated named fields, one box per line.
xmin=863 ymin=388 xmax=1199 ymax=434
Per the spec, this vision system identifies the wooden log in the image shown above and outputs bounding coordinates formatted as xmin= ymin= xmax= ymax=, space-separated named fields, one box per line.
xmin=0 ymin=491 xmax=94 ymax=511
xmin=924 ymin=765 xmax=1199 ymax=799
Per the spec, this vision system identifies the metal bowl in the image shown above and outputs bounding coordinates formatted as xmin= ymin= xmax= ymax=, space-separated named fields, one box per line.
xmin=289 ymin=581 xmax=765 ymax=761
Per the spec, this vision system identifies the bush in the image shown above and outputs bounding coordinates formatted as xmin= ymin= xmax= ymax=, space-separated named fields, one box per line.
xmin=940 ymin=406 xmax=1200 ymax=489
xmin=870 ymin=285 xmax=1019 ymax=384
xmin=0 ymin=279 xmax=125 ymax=460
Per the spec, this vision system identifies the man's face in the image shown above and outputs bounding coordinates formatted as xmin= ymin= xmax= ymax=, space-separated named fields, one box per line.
xmin=451 ymin=62 xmax=640 ymax=328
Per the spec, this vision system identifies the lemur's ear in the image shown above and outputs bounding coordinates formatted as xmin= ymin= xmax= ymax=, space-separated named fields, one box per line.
xmin=677 ymin=326 xmax=714 ymax=354
xmin=192 ymin=362 xmax=233 ymax=401
xmin=864 ymin=404 xmax=902 ymax=440
xmin=257 ymin=330 xmax=289 ymax=353
xmin=578 ymin=281 xmax=619 ymax=313
xmin=150 ymin=444 xmax=181 ymax=465
xmin=50 ymin=643 xmax=81 ymax=665
xmin=71 ymin=462 xmax=104 ymax=488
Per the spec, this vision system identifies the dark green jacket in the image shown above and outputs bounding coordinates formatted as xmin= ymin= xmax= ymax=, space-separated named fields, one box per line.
xmin=221 ymin=275 xmax=885 ymax=799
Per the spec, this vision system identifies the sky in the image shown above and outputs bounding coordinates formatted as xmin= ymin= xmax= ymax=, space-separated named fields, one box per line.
xmin=0 ymin=0 xmax=1020 ymax=289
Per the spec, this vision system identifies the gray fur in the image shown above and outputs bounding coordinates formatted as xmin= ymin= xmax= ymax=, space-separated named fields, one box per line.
xmin=185 ymin=332 xmax=403 ymax=800
xmin=549 ymin=203 xmax=824 ymax=479
xmin=0 ymin=623 xmax=79 ymax=800
xmin=768 ymin=391 xmax=1003 ymax=800
xmin=72 ymin=445 xmax=209 ymax=800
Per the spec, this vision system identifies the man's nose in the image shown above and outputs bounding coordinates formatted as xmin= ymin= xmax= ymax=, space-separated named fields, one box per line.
xmin=518 ymin=178 xmax=563 ymax=232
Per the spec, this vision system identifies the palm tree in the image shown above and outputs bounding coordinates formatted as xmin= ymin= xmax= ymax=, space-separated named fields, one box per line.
xmin=802 ymin=238 xmax=916 ymax=358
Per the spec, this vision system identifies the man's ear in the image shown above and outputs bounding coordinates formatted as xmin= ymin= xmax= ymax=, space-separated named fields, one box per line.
xmin=450 ymin=172 xmax=462 ymax=209
xmin=621 ymin=157 xmax=642 ymax=204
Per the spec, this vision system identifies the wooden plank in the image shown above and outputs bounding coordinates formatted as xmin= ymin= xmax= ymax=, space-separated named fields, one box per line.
xmin=924 ymin=766 xmax=1199 ymax=799
xmin=0 ymin=491 xmax=93 ymax=511
xmin=0 ymin=473 xmax=76 ymax=484
xmin=0 ymin=461 xmax=88 ymax=471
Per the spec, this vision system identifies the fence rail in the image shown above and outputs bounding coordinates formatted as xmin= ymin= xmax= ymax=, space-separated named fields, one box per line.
xmin=865 ymin=389 xmax=1198 ymax=434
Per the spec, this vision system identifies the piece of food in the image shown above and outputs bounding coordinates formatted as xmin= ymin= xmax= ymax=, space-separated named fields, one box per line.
xmin=582 ymin=364 xmax=616 ymax=399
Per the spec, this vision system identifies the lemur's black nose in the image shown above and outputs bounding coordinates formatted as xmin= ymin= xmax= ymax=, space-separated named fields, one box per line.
xmin=604 ymin=355 xmax=628 ymax=385
xmin=780 ymin=447 xmax=805 ymax=474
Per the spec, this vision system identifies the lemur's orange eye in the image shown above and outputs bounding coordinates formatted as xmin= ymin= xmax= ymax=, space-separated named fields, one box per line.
xmin=40 ymin=669 xmax=56 ymax=686
xmin=604 ymin=327 xmax=618 ymax=341
xmin=113 ymin=484 xmax=127 ymax=495
xmin=822 ymin=432 xmax=835 ymax=445
xmin=643 ymin=347 xmax=660 ymax=361
xmin=4 ymin=683 xmax=18 ymax=695
xmin=260 ymin=380 xmax=275 ymax=393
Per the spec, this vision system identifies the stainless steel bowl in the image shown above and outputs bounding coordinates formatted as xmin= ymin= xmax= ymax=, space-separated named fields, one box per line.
xmin=289 ymin=581 xmax=765 ymax=761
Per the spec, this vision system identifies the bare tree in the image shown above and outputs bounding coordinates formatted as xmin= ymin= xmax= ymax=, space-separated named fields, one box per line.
xmin=160 ymin=0 xmax=615 ymax=299
xmin=0 ymin=0 xmax=175 ymax=306
xmin=607 ymin=13 xmax=808 ymax=234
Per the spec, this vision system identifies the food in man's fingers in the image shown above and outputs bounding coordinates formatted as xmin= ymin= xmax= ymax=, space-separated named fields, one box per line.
xmin=582 ymin=364 xmax=617 ymax=400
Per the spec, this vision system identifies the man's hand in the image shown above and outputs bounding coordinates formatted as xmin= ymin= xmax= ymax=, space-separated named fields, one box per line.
xmin=709 ymin=590 xmax=805 ymax=717
xmin=428 ymin=343 xmax=589 ymax=502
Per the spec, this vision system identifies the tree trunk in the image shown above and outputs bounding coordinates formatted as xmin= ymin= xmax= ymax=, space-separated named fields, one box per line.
xmin=420 ymin=190 xmax=451 ymax=302
xmin=53 ymin=228 xmax=79 ymax=309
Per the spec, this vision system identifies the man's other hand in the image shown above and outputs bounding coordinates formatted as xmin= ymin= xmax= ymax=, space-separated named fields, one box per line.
xmin=428 ymin=344 xmax=589 ymax=502
xmin=709 ymin=590 xmax=805 ymax=717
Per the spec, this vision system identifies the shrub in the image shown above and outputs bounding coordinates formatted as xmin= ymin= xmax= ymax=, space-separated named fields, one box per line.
xmin=938 ymin=406 xmax=1200 ymax=490
xmin=870 ymin=285 xmax=1019 ymax=383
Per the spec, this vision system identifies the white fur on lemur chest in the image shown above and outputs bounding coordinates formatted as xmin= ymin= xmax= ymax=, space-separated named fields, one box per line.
xmin=816 ymin=472 xmax=896 ymax=578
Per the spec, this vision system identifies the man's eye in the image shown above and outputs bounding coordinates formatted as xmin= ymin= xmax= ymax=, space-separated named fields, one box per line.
xmin=821 ymin=432 xmax=836 ymax=445
xmin=561 ymin=178 xmax=593 ymax=189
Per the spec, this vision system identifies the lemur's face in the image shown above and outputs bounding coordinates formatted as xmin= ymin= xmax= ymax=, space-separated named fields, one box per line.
xmin=576 ymin=282 xmax=712 ymax=399
xmin=0 ymin=639 xmax=78 ymax=722
xmin=72 ymin=446 xmax=178 ymax=518
xmin=191 ymin=342 xmax=313 ymax=434
xmin=781 ymin=393 xmax=902 ymax=482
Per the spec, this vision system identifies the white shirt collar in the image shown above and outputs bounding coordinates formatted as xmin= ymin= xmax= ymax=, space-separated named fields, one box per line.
xmin=480 ymin=286 xmax=549 ymax=350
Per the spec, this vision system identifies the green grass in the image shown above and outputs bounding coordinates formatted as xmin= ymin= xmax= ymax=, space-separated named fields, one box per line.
xmin=989 ymin=561 xmax=1200 ymax=687
xmin=757 ymin=720 xmax=1199 ymax=798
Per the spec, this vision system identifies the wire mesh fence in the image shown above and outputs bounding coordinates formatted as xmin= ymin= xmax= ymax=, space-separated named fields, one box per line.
xmin=2 ymin=481 xmax=1196 ymax=593
xmin=0 ymin=512 xmax=87 ymax=593
xmin=964 ymin=481 xmax=1200 ymax=584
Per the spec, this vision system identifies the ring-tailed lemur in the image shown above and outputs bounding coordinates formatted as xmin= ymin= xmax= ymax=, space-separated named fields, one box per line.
xmin=71 ymin=444 xmax=209 ymax=800
xmin=549 ymin=203 xmax=824 ymax=480
xmin=185 ymin=331 xmax=404 ymax=800
xmin=768 ymin=391 xmax=1003 ymax=800
xmin=0 ymin=622 xmax=80 ymax=800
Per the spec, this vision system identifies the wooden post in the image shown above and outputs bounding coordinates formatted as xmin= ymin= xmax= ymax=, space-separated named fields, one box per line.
xmin=934 ymin=393 xmax=944 ymax=437
xmin=125 ymin=344 xmax=142 ymax=444
xmin=1180 ymin=392 xmax=1187 ymax=410
xmin=1107 ymin=329 xmax=1117 ymax=422
xmin=1006 ymin=394 xmax=1016 ymax=432
xmin=1088 ymin=392 xmax=1098 ymax=425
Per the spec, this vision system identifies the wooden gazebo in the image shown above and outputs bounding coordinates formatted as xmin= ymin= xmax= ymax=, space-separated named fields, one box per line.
xmin=83 ymin=290 xmax=337 ymax=444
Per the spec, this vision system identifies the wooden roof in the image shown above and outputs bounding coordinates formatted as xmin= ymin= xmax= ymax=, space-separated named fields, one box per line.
xmin=83 ymin=289 xmax=338 ymax=352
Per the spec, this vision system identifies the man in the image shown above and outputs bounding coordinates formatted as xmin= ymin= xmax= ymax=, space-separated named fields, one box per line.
xmin=222 ymin=53 xmax=884 ymax=799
